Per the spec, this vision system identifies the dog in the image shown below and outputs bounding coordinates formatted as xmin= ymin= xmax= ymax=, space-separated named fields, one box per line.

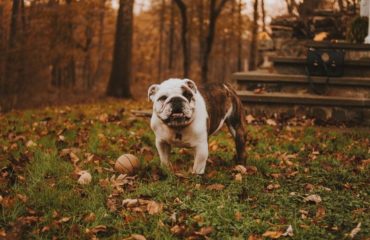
xmin=148 ymin=78 xmax=246 ymax=174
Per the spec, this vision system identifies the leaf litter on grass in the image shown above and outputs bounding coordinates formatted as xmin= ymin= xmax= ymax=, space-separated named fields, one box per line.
xmin=0 ymin=100 xmax=369 ymax=239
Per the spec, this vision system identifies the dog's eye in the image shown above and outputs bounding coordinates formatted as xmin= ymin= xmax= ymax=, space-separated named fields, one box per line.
xmin=158 ymin=95 xmax=167 ymax=101
xmin=183 ymin=91 xmax=193 ymax=101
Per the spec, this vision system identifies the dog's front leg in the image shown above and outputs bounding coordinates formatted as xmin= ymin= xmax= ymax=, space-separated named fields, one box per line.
xmin=156 ymin=140 xmax=171 ymax=168
xmin=192 ymin=141 xmax=209 ymax=174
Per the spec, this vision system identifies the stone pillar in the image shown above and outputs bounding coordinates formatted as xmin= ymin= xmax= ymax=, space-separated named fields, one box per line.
xmin=361 ymin=0 xmax=370 ymax=43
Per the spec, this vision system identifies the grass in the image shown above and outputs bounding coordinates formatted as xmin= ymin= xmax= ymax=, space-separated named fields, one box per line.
xmin=0 ymin=99 xmax=369 ymax=239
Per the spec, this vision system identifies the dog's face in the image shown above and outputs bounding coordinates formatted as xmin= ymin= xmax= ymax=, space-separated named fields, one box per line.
xmin=148 ymin=79 xmax=197 ymax=128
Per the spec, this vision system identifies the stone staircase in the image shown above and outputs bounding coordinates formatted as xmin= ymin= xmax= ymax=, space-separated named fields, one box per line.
xmin=233 ymin=42 xmax=370 ymax=125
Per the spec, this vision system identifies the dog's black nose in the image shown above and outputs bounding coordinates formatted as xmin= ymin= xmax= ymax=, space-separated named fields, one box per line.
xmin=170 ymin=97 xmax=184 ymax=113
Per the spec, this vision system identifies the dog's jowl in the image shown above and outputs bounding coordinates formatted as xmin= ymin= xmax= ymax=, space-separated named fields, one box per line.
xmin=148 ymin=78 xmax=246 ymax=174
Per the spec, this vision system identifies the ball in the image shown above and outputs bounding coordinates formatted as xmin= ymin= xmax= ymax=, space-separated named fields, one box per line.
xmin=115 ymin=154 xmax=140 ymax=174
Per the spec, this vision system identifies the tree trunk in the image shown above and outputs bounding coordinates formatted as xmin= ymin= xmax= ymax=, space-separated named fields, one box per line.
xmin=168 ymin=0 xmax=175 ymax=70
xmin=157 ymin=0 xmax=165 ymax=80
xmin=197 ymin=0 xmax=205 ymax=65
xmin=2 ymin=0 xmax=24 ymax=111
xmin=236 ymin=0 xmax=243 ymax=71
xmin=201 ymin=0 xmax=229 ymax=83
xmin=93 ymin=0 xmax=106 ymax=85
xmin=106 ymin=0 xmax=134 ymax=98
xmin=173 ymin=0 xmax=189 ymax=78
xmin=261 ymin=0 xmax=266 ymax=31
xmin=248 ymin=0 xmax=259 ymax=71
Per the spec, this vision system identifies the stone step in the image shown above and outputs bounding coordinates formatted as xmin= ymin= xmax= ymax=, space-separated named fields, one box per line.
xmin=233 ymin=72 xmax=370 ymax=87
xmin=237 ymin=91 xmax=370 ymax=108
xmin=270 ymin=56 xmax=370 ymax=77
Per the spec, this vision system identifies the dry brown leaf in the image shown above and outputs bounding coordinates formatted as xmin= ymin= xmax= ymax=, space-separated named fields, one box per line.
xmin=270 ymin=173 xmax=281 ymax=179
xmin=130 ymin=234 xmax=147 ymax=240
xmin=147 ymin=201 xmax=163 ymax=215
xmin=235 ymin=211 xmax=243 ymax=221
xmin=170 ymin=225 xmax=185 ymax=235
xmin=266 ymin=119 xmax=277 ymax=126
xmin=235 ymin=173 xmax=243 ymax=182
xmin=304 ymin=194 xmax=322 ymax=204
xmin=195 ymin=226 xmax=213 ymax=236
xmin=16 ymin=194 xmax=28 ymax=203
xmin=77 ymin=171 xmax=92 ymax=185
xmin=248 ymin=235 xmax=262 ymax=240
xmin=26 ymin=140 xmax=37 ymax=148
xmin=266 ymin=184 xmax=280 ymax=191
xmin=282 ymin=225 xmax=293 ymax=237
xmin=315 ymin=206 xmax=326 ymax=219
xmin=58 ymin=216 xmax=71 ymax=223
xmin=246 ymin=114 xmax=255 ymax=124
xmin=304 ymin=183 xmax=314 ymax=192
xmin=262 ymin=230 xmax=283 ymax=239
xmin=83 ymin=213 xmax=96 ymax=223
xmin=234 ymin=165 xmax=247 ymax=174
xmin=206 ymin=184 xmax=225 ymax=191
xmin=348 ymin=222 xmax=361 ymax=239
xmin=85 ymin=225 xmax=107 ymax=234
xmin=0 ymin=228 xmax=6 ymax=237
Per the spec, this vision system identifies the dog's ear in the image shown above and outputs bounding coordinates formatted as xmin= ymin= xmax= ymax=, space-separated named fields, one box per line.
xmin=184 ymin=79 xmax=197 ymax=94
xmin=148 ymin=84 xmax=159 ymax=102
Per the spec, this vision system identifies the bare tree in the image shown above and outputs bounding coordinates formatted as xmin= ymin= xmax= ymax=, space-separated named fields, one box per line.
xmin=248 ymin=0 xmax=258 ymax=71
xmin=201 ymin=0 xmax=230 ymax=83
xmin=236 ymin=0 xmax=243 ymax=71
xmin=173 ymin=0 xmax=189 ymax=78
xmin=261 ymin=0 xmax=266 ymax=31
xmin=158 ymin=0 xmax=165 ymax=80
xmin=2 ymin=0 xmax=25 ymax=111
xmin=106 ymin=0 xmax=134 ymax=98
xmin=168 ymin=0 xmax=175 ymax=71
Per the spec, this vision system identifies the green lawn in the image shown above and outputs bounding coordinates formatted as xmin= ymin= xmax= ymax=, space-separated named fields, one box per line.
xmin=0 ymin=100 xmax=369 ymax=239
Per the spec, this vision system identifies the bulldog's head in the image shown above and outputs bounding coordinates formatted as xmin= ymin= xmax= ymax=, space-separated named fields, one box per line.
xmin=148 ymin=78 xmax=197 ymax=128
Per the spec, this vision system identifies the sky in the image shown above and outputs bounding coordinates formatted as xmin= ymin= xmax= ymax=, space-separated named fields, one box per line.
xmin=111 ymin=0 xmax=288 ymax=17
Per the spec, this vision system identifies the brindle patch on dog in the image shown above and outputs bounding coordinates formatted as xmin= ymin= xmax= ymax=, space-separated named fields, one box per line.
xmin=199 ymin=82 xmax=246 ymax=163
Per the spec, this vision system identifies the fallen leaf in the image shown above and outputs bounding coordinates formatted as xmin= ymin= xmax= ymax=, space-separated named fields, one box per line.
xmin=304 ymin=183 xmax=314 ymax=192
xmin=248 ymin=235 xmax=262 ymax=240
xmin=262 ymin=230 xmax=283 ymax=239
xmin=170 ymin=225 xmax=185 ymax=235
xmin=83 ymin=212 xmax=96 ymax=223
xmin=234 ymin=165 xmax=247 ymax=174
xmin=0 ymin=228 xmax=6 ymax=237
xmin=246 ymin=114 xmax=255 ymax=124
xmin=348 ymin=222 xmax=361 ymax=239
xmin=235 ymin=173 xmax=243 ymax=182
xmin=147 ymin=201 xmax=163 ymax=215
xmin=26 ymin=140 xmax=37 ymax=148
xmin=266 ymin=183 xmax=280 ymax=190
xmin=85 ymin=225 xmax=107 ymax=235
xmin=58 ymin=217 xmax=71 ymax=223
xmin=77 ymin=171 xmax=92 ymax=185
xmin=282 ymin=225 xmax=293 ymax=237
xmin=130 ymin=234 xmax=146 ymax=240
xmin=315 ymin=206 xmax=326 ymax=219
xmin=16 ymin=194 xmax=28 ymax=203
xmin=195 ymin=226 xmax=213 ymax=236
xmin=266 ymin=119 xmax=277 ymax=126
xmin=206 ymin=184 xmax=225 ymax=191
xmin=304 ymin=194 xmax=322 ymax=204
xmin=235 ymin=211 xmax=243 ymax=221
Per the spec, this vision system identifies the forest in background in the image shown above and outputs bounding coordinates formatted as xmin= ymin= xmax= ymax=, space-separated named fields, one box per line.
xmin=0 ymin=0 xmax=359 ymax=111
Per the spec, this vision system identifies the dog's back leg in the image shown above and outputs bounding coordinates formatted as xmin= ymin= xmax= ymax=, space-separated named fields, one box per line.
xmin=226 ymin=99 xmax=246 ymax=165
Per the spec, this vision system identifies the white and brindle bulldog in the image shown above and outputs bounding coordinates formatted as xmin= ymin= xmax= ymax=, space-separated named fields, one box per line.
xmin=148 ymin=78 xmax=246 ymax=174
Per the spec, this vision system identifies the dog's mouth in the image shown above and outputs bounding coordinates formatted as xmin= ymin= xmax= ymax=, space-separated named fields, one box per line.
xmin=165 ymin=113 xmax=192 ymax=128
